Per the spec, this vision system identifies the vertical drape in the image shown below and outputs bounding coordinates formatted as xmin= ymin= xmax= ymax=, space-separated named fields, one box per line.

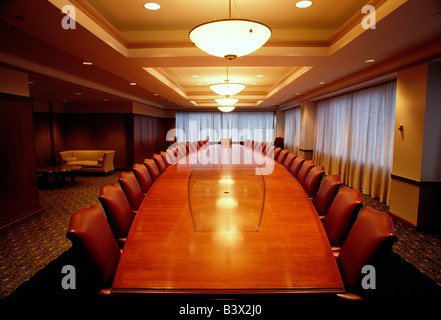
xmin=176 ymin=111 xmax=275 ymax=143
xmin=284 ymin=107 xmax=301 ymax=154
xmin=313 ymin=80 xmax=396 ymax=203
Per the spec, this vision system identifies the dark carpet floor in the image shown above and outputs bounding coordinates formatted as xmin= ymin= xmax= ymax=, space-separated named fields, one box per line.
xmin=1 ymin=171 xmax=441 ymax=305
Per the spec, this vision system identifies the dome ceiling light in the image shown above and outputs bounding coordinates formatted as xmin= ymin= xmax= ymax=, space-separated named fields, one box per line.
xmin=189 ymin=0 xmax=271 ymax=60
xmin=209 ymin=67 xmax=246 ymax=96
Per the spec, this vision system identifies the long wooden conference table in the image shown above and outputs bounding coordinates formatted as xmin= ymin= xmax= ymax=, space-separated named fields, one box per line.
xmin=111 ymin=144 xmax=344 ymax=297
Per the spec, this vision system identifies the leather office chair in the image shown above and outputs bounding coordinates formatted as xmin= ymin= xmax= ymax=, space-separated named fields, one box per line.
xmin=312 ymin=175 xmax=342 ymax=219
xmin=274 ymin=137 xmax=284 ymax=149
xmin=160 ymin=151 xmax=172 ymax=167
xmin=323 ymin=187 xmax=363 ymax=252
xmin=166 ymin=148 xmax=177 ymax=165
xmin=273 ymin=147 xmax=281 ymax=161
xmin=132 ymin=163 xmax=153 ymax=194
xmin=99 ymin=183 xmax=135 ymax=247
xmin=153 ymin=154 xmax=167 ymax=174
xmin=296 ymin=159 xmax=314 ymax=185
xmin=118 ymin=171 xmax=144 ymax=212
xmin=261 ymin=143 xmax=267 ymax=154
xmin=276 ymin=149 xmax=288 ymax=164
xmin=254 ymin=141 xmax=263 ymax=153
xmin=66 ymin=205 xmax=121 ymax=296
xmin=144 ymin=158 xmax=161 ymax=182
xmin=283 ymin=152 xmax=296 ymax=169
xmin=288 ymin=156 xmax=305 ymax=177
xmin=266 ymin=145 xmax=275 ymax=160
xmin=336 ymin=207 xmax=397 ymax=300
xmin=302 ymin=165 xmax=325 ymax=198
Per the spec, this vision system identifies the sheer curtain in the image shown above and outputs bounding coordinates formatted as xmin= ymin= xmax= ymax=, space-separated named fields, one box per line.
xmin=176 ymin=111 xmax=275 ymax=143
xmin=313 ymin=80 xmax=396 ymax=203
xmin=284 ymin=107 xmax=301 ymax=153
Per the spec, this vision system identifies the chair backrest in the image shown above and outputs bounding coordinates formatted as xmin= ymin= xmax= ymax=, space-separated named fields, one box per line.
xmin=273 ymin=147 xmax=281 ymax=161
xmin=274 ymin=137 xmax=284 ymax=149
xmin=132 ymin=163 xmax=153 ymax=194
xmin=296 ymin=159 xmax=314 ymax=185
xmin=283 ymin=153 xmax=296 ymax=169
xmin=118 ymin=171 xmax=144 ymax=211
xmin=144 ymin=158 xmax=161 ymax=182
xmin=254 ymin=141 xmax=263 ymax=153
xmin=66 ymin=205 xmax=121 ymax=289
xmin=244 ymin=139 xmax=251 ymax=147
xmin=276 ymin=149 xmax=288 ymax=164
xmin=312 ymin=175 xmax=342 ymax=216
xmin=302 ymin=165 xmax=325 ymax=198
xmin=98 ymin=183 xmax=135 ymax=242
xmin=266 ymin=145 xmax=275 ymax=160
xmin=337 ymin=207 xmax=397 ymax=291
xmin=153 ymin=154 xmax=167 ymax=174
xmin=323 ymin=187 xmax=363 ymax=248
xmin=288 ymin=156 xmax=305 ymax=177
xmin=160 ymin=151 xmax=172 ymax=167
xmin=166 ymin=148 xmax=177 ymax=165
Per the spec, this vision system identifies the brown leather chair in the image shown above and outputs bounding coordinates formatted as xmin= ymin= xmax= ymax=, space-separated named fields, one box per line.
xmin=302 ymin=165 xmax=325 ymax=198
xmin=276 ymin=149 xmax=288 ymax=164
xmin=312 ymin=175 xmax=342 ymax=219
xmin=132 ymin=163 xmax=153 ymax=194
xmin=144 ymin=158 xmax=161 ymax=182
xmin=323 ymin=187 xmax=363 ymax=252
xmin=265 ymin=145 xmax=275 ymax=159
xmin=118 ymin=171 xmax=144 ymax=211
xmin=160 ymin=151 xmax=172 ymax=167
xmin=153 ymin=154 xmax=167 ymax=174
xmin=288 ymin=156 xmax=305 ymax=177
xmin=244 ymin=139 xmax=252 ymax=148
xmin=273 ymin=147 xmax=281 ymax=161
xmin=282 ymin=152 xmax=296 ymax=169
xmin=254 ymin=141 xmax=263 ymax=153
xmin=261 ymin=143 xmax=267 ymax=154
xmin=274 ymin=137 xmax=284 ymax=149
xmin=166 ymin=148 xmax=177 ymax=165
xmin=296 ymin=159 xmax=314 ymax=185
xmin=66 ymin=205 xmax=121 ymax=296
xmin=99 ymin=183 xmax=135 ymax=247
xmin=336 ymin=207 xmax=397 ymax=300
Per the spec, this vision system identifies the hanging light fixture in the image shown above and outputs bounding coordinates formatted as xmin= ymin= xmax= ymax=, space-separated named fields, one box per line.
xmin=189 ymin=0 xmax=271 ymax=60
xmin=210 ymin=67 xmax=245 ymax=96
xmin=215 ymin=98 xmax=238 ymax=106
xmin=217 ymin=106 xmax=236 ymax=112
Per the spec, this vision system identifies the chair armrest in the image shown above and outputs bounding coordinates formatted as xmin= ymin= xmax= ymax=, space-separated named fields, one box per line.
xmin=101 ymin=151 xmax=115 ymax=172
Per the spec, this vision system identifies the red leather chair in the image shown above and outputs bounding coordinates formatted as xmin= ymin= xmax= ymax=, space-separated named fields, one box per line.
xmin=265 ymin=145 xmax=275 ymax=160
xmin=274 ymin=137 xmax=284 ymax=149
xmin=336 ymin=207 xmax=397 ymax=300
xmin=261 ymin=143 xmax=267 ymax=154
xmin=99 ymin=183 xmax=135 ymax=247
xmin=312 ymin=175 xmax=342 ymax=219
xmin=273 ymin=147 xmax=281 ymax=161
xmin=118 ymin=171 xmax=144 ymax=211
xmin=160 ymin=151 xmax=172 ymax=167
xmin=66 ymin=205 xmax=121 ymax=296
xmin=153 ymin=154 xmax=167 ymax=174
xmin=282 ymin=152 xmax=296 ymax=169
xmin=296 ymin=159 xmax=314 ymax=185
xmin=323 ymin=187 xmax=363 ymax=252
xmin=254 ymin=141 xmax=263 ymax=153
xmin=144 ymin=158 xmax=161 ymax=182
xmin=288 ymin=156 xmax=304 ymax=177
xmin=244 ymin=139 xmax=251 ymax=148
xmin=276 ymin=149 xmax=288 ymax=164
xmin=132 ymin=163 xmax=153 ymax=194
xmin=302 ymin=165 xmax=325 ymax=198
xmin=166 ymin=148 xmax=177 ymax=165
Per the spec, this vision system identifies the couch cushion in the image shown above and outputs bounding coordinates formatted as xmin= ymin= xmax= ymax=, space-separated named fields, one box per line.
xmin=66 ymin=160 xmax=101 ymax=168
xmin=72 ymin=150 xmax=105 ymax=161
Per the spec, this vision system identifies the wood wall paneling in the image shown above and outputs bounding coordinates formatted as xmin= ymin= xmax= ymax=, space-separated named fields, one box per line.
xmin=0 ymin=94 xmax=40 ymax=228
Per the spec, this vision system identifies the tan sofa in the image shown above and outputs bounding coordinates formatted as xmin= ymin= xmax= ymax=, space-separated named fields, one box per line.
xmin=59 ymin=150 xmax=115 ymax=173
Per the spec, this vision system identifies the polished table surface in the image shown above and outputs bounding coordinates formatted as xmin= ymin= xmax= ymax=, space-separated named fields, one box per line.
xmin=111 ymin=144 xmax=344 ymax=295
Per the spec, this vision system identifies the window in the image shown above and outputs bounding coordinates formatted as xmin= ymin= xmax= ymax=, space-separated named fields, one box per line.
xmin=284 ymin=107 xmax=301 ymax=154
xmin=176 ymin=111 xmax=276 ymax=143
xmin=313 ymin=79 xmax=396 ymax=203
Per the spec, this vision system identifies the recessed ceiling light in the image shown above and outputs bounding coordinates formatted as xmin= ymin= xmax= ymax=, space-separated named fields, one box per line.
xmin=74 ymin=92 xmax=82 ymax=95
xmin=197 ymin=83 xmax=203 ymax=85
xmin=250 ymin=83 xmax=257 ymax=85
xmin=192 ymin=75 xmax=199 ymax=78
xmin=319 ymin=81 xmax=325 ymax=85
xmin=130 ymin=82 xmax=137 ymax=86
xmin=153 ymin=93 xmax=159 ymax=96
xmin=296 ymin=1 xmax=312 ymax=8
xmin=83 ymin=61 xmax=93 ymax=65
xmin=256 ymin=75 xmax=264 ymax=78
xmin=365 ymin=59 xmax=375 ymax=63
xmin=144 ymin=2 xmax=160 ymax=10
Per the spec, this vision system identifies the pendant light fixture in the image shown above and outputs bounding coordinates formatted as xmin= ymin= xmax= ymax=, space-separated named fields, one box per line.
xmin=216 ymin=97 xmax=238 ymax=112
xmin=189 ymin=0 xmax=271 ymax=60
xmin=209 ymin=67 xmax=245 ymax=96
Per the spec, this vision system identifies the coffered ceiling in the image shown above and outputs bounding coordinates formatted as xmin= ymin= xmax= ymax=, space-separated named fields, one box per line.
xmin=1 ymin=0 xmax=441 ymax=112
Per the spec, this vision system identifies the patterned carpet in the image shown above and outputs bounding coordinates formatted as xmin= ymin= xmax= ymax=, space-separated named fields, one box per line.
xmin=0 ymin=171 xmax=440 ymax=300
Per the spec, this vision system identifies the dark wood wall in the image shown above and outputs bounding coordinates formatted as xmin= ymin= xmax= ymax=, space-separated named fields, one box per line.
xmin=133 ymin=114 xmax=167 ymax=164
xmin=0 ymin=94 xmax=40 ymax=228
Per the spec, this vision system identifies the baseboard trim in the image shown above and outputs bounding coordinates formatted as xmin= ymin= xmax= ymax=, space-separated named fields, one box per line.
xmin=0 ymin=208 xmax=42 ymax=232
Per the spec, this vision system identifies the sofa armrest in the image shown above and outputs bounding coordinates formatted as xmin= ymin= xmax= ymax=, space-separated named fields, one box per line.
xmin=102 ymin=151 xmax=115 ymax=172
xmin=59 ymin=151 xmax=73 ymax=164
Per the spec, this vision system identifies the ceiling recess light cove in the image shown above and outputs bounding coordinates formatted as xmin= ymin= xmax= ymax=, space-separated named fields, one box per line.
xmin=189 ymin=0 xmax=271 ymax=60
